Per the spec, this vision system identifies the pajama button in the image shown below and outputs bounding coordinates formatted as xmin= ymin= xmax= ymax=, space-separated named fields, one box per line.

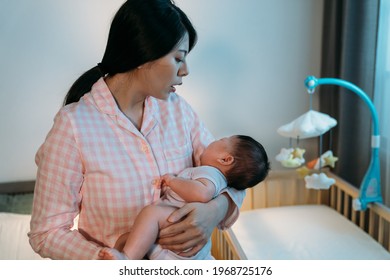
xmin=141 ymin=145 xmax=148 ymax=153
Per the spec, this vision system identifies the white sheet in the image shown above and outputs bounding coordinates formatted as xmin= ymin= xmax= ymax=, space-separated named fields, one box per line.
xmin=0 ymin=213 xmax=46 ymax=260
xmin=230 ymin=205 xmax=390 ymax=259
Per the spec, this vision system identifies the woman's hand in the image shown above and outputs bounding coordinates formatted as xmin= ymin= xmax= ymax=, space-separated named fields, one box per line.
xmin=157 ymin=194 xmax=230 ymax=257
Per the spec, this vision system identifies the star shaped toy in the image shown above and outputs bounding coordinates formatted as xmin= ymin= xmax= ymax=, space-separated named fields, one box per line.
xmin=296 ymin=166 xmax=310 ymax=178
xmin=292 ymin=147 xmax=306 ymax=159
xmin=323 ymin=153 xmax=338 ymax=168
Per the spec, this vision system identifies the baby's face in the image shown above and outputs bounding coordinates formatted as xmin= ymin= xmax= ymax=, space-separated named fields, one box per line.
xmin=200 ymin=136 xmax=236 ymax=165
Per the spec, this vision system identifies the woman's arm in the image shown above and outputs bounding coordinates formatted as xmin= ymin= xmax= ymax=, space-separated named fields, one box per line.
xmin=28 ymin=110 xmax=102 ymax=259
xmin=157 ymin=192 xmax=231 ymax=256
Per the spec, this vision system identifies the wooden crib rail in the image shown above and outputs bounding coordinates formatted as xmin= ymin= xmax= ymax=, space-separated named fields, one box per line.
xmin=211 ymin=225 xmax=245 ymax=260
xmin=211 ymin=170 xmax=390 ymax=259
xmin=240 ymin=170 xmax=329 ymax=210
xmin=327 ymin=171 xmax=390 ymax=252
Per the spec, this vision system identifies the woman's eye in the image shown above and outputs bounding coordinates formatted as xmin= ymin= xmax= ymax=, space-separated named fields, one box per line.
xmin=175 ymin=57 xmax=184 ymax=63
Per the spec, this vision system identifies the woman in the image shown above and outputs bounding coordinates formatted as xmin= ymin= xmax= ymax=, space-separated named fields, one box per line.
xmin=28 ymin=0 xmax=244 ymax=259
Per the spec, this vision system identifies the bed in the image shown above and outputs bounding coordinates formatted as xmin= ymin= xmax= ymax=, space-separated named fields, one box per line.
xmin=211 ymin=170 xmax=390 ymax=260
xmin=0 ymin=180 xmax=46 ymax=260
xmin=2 ymin=173 xmax=389 ymax=260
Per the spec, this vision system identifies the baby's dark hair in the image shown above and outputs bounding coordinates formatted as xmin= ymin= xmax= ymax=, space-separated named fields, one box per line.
xmin=225 ymin=135 xmax=270 ymax=190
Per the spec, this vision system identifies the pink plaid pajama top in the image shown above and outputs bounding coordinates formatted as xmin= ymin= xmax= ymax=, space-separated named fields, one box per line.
xmin=28 ymin=78 xmax=244 ymax=259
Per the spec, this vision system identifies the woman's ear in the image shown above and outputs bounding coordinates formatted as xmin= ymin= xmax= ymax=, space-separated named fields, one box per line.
xmin=217 ymin=154 xmax=234 ymax=166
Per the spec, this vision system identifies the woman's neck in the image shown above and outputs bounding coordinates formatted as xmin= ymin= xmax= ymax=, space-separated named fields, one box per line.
xmin=105 ymin=74 xmax=145 ymax=130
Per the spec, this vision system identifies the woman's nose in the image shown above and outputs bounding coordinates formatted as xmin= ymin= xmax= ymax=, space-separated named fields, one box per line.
xmin=179 ymin=62 xmax=189 ymax=77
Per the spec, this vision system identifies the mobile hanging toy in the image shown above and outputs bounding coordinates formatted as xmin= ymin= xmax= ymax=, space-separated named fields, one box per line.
xmin=276 ymin=76 xmax=383 ymax=211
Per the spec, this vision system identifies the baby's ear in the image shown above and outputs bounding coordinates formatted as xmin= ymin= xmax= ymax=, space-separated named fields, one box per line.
xmin=217 ymin=154 xmax=234 ymax=166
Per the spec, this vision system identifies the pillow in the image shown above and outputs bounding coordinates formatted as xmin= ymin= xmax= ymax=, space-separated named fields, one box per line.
xmin=0 ymin=213 xmax=46 ymax=260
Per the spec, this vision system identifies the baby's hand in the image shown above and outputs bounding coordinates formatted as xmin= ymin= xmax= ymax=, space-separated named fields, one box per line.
xmin=161 ymin=173 xmax=176 ymax=187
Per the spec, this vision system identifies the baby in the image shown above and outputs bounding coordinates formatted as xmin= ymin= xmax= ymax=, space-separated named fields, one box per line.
xmin=99 ymin=135 xmax=270 ymax=260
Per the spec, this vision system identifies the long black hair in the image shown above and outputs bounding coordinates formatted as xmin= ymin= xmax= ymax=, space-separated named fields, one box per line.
xmin=63 ymin=0 xmax=197 ymax=105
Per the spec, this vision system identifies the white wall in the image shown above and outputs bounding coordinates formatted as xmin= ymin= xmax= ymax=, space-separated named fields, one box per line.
xmin=0 ymin=0 xmax=323 ymax=183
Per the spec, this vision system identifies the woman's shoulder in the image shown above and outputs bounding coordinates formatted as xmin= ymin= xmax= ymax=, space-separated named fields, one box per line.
xmin=59 ymin=93 xmax=93 ymax=114
xmin=53 ymin=94 xmax=94 ymax=124
xmin=60 ymin=101 xmax=80 ymax=114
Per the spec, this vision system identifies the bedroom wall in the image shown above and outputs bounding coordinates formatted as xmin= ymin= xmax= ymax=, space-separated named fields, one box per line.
xmin=0 ymin=0 xmax=324 ymax=183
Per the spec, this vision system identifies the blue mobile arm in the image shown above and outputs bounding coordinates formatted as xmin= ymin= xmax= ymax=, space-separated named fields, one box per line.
xmin=304 ymin=76 xmax=382 ymax=211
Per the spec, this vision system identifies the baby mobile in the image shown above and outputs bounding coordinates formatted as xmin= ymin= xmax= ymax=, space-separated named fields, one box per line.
xmin=276 ymin=76 xmax=383 ymax=211
xmin=275 ymin=96 xmax=338 ymax=190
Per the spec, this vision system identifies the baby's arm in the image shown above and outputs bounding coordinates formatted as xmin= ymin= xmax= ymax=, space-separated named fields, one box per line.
xmin=161 ymin=174 xmax=215 ymax=203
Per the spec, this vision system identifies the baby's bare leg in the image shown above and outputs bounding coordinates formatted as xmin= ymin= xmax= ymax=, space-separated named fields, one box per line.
xmin=114 ymin=232 xmax=130 ymax=251
xmin=122 ymin=203 xmax=176 ymax=259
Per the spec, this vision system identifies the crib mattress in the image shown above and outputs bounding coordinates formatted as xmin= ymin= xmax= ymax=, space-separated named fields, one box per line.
xmin=229 ymin=205 xmax=390 ymax=259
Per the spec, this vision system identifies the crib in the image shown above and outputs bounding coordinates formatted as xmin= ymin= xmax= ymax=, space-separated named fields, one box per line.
xmin=211 ymin=170 xmax=390 ymax=260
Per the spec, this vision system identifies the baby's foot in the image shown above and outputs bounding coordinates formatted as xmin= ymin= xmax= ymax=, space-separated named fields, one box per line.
xmin=99 ymin=248 xmax=128 ymax=260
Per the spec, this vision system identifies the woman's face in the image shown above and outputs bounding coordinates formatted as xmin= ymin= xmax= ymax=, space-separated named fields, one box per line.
xmin=141 ymin=33 xmax=190 ymax=100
